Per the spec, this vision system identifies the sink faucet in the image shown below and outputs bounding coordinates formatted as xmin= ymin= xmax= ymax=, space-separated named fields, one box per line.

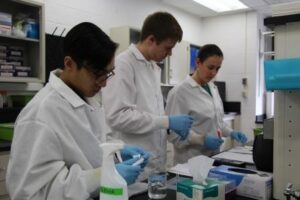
xmin=284 ymin=183 xmax=294 ymax=200
xmin=293 ymin=190 xmax=300 ymax=200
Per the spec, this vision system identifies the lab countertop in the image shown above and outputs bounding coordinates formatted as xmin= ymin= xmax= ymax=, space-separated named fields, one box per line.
xmin=223 ymin=112 xmax=239 ymax=121
xmin=129 ymin=185 xmax=255 ymax=200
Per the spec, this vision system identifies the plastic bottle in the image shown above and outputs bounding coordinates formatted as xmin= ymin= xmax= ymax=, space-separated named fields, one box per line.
xmin=99 ymin=141 xmax=128 ymax=200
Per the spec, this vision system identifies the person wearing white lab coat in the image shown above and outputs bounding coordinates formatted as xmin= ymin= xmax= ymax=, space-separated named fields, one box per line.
xmin=102 ymin=12 xmax=193 ymax=180
xmin=6 ymin=22 xmax=148 ymax=200
xmin=166 ymin=44 xmax=247 ymax=164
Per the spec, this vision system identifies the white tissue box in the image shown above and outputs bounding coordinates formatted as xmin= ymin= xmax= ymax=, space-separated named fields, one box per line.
xmin=208 ymin=165 xmax=272 ymax=200
xmin=177 ymin=178 xmax=225 ymax=200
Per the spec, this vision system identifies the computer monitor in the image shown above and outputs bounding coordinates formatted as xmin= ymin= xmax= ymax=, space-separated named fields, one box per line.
xmin=190 ymin=44 xmax=201 ymax=74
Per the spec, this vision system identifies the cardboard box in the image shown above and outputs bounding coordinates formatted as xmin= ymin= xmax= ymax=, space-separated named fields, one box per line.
xmin=0 ymin=69 xmax=14 ymax=77
xmin=209 ymin=165 xmax=272 ymax=200
xmin=177 ymin=178 xmax=225 ymax=200
xmin=14 ymin=66 xmax=31 ymax=77
xmin=0 ymin=12 xmax=12 ymax=35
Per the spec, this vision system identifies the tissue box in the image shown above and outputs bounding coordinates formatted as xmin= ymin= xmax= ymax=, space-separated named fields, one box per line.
xmin=177 ymin=178 xmax=225 ymax=200
xmin=208 ymin=165 xmax=272 ymax=200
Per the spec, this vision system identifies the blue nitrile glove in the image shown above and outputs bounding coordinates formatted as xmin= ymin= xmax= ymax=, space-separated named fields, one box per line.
xmin=230 ymin=131 xmax=248 ymax=144
xmin=116 ymin=157 xmax=143 ymax=185
xmin=204 ymin=135 xmax=224 ymax=150
xmin=121 ymin=145 xmax=150 ymax=168
xmin=169 ymin=115 xmax=193 ymax=140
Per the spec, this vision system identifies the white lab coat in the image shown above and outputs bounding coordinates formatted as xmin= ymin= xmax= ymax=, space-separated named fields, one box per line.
xmin=6 ymin=70 xmax=110 ymax=200
xmin=102 ymin=44 xmax=168 ymax=180
xmin=165 ymin=76 xmax=232 ymax=164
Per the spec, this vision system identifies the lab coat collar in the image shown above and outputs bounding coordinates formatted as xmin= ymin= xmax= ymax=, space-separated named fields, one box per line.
xmin=129 ymin=44 xmax=154 ymax=66
xmin=186 ymin=75 xmax=215 ymax=89
xmin=49 ymin=69 xmax=87 ymax=108
xmin=186 ymin=75 xmax=201 ymax=88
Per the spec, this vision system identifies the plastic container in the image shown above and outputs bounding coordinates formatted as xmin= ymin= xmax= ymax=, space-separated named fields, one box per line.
xmin=10 ymin=94 xmax=34 ymax=107
xmin=264 ymin=58 xmax=300 ymax=91
xmin=99 ymin=141 xmax=128 ymax=200
xmin=25 ymin=18 xmax=39 ymax=39
xmin=0 ymin=123 xmax=14 ymax=141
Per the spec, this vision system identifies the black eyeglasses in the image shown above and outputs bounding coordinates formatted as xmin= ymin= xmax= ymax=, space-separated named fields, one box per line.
xmin=92 ymin=68 xmax=115 ymax=83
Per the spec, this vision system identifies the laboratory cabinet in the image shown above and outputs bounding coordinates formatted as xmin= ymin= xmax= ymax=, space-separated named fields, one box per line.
xmin=265 ymin=13 xmax=300 ymax=199
xmin=0 ymin=151 xmax=9 ymax=199
xmin=0 ymin=0 xmax=45 ymax=83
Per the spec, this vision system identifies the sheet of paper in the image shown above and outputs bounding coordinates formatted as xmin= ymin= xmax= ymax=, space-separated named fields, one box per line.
xmin=128 ymin=182 xmax=148 ymax=197
xmin=212 ymin=151 xmax=254 ymax=164
xmin=227 ymin=146 xmax=253 ymax=155
xmin=168 ymin=163 xmax=192 ymax=177
xmin=188 ymin=155 xmax=214 ymax=184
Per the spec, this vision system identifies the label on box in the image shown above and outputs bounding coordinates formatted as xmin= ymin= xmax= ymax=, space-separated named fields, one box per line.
xmin=0 ymin=64 xmax=13 ymax=70
xmin=15 ymin=71 xmax=29 ymax=77
xmin=0 ymin=71 xmax=14 ymax=77
xmin=209 ymin=165 xmax=272 ymax=200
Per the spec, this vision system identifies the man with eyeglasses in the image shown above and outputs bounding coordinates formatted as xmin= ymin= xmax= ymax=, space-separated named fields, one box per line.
xmin=6 ymin=22 xmax=149 ymax=200
xmin=102 ymin=12 xmax=194 ymax=180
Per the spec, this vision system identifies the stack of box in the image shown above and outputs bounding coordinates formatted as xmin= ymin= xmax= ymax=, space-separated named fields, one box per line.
xmin=0 ymin=44 xmax=31 ymax=77
xmin=0 ymin=12 xmax=12 ymax=36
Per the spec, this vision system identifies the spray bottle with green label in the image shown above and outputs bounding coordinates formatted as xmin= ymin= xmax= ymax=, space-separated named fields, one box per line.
xmin=99 ymin=142 xmax=128 ymax=200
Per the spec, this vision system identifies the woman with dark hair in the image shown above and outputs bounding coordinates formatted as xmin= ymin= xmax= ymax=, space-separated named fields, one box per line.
xmin=166 ymin=44 xmax=247 ymax=164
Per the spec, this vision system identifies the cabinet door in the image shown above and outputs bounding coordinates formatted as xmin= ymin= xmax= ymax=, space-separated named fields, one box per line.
xmin=0 ymin=152 xmax=9 ymax=197
xmin=169 ymin=41 xmax=189 ymax=85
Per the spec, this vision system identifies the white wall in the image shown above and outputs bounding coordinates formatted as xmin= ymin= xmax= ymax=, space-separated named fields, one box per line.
xmin=202 ymin=12 xmax=260 ymax=140
xmin=44 ymin=0 xmax=261 ymax=140
xmin=44 ymin=0 xmax=204 ymax=45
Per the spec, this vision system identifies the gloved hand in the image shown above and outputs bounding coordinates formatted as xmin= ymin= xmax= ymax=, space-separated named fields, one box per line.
xmin=204 ymin=135 xmax=224 ymax=150
xmin=230 ymin=131 xmax=247 ymax=144
xmin=116 ymin=157 xmax=143 ymax=185
xmin=169 ymin=115 xmax=193 ymax=140
xmin=121 ymin=145 xmax=150 ymax=168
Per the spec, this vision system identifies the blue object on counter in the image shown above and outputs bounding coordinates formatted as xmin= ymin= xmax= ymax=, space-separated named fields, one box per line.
xmin=264 ymin=58 xmax=300 ymax=91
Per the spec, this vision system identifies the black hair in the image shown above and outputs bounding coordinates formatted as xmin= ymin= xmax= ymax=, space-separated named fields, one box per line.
xmin=197 ymin=44 xmax=223 ymax=62
xmin=63 ymin=22 xmax=117 ymax=72
xmin=140 ymin=11 xmax=183 ymax=43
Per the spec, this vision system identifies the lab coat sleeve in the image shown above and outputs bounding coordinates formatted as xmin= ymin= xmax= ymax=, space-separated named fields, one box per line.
xmin=165 ymin=88 xmax=204 ymax=149
xmin=214 ymin=90 xmax=233 ymax=137
xmin=6 ymin=121 xmax=100 ymax=200
xmin=102 ymin=59 xmax=168 ymax=134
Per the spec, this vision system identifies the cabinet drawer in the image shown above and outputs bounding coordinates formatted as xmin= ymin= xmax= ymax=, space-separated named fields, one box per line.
xmin=0 ymin=181 xmax=8 ymax=196
xmin=0 ymin=152 xmax=9 ymax=181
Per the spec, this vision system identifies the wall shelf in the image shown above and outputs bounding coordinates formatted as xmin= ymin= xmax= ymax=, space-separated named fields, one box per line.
xmin=0 ymin=0 xmax=45 ymax=83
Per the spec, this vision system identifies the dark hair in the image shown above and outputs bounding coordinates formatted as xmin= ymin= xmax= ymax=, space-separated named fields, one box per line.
xmin=140 ymin=12 xmax=183 ymax=43
xmin=63 ymin=22 xmax=117 ymax=72
xmin=197 ymin=44 xmax=223 ymax=62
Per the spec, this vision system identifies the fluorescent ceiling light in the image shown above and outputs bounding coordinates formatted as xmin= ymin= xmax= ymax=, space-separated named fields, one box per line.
xmin=193 ymin=0 xmax=248 ymax=12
